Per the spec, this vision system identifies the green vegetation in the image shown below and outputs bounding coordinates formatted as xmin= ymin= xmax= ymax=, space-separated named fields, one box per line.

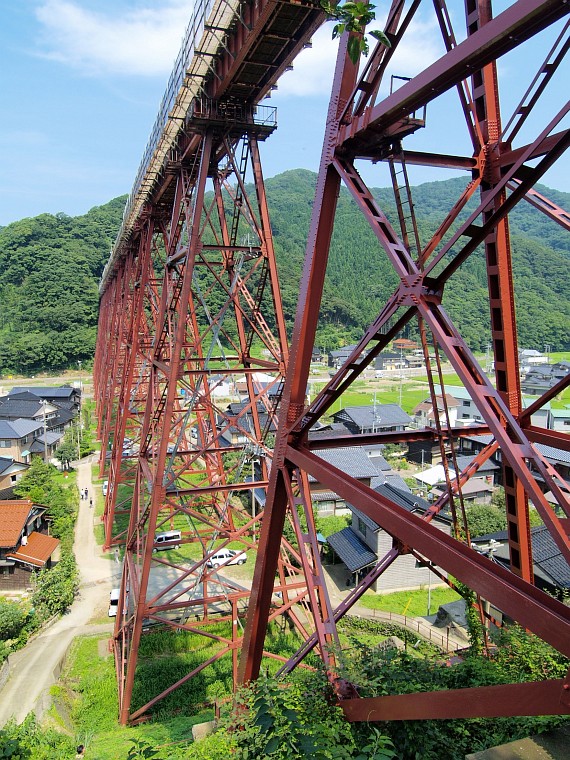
xmin=5 ymin=615 xmax=567 ymax=760
xmin=0 ymin=197 xmax=126 ymax=374
xmin=359 ymin=586 xmax=461 ymax=617
xmin=14 ymin=458 xmax=77 ymax=548
xmin=0 ymin=459 xmax=79 ymax=664
xmin=1 ymin=174 xmax=568 ymax=374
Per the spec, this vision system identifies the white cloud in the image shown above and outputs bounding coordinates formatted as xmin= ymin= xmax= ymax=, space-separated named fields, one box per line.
xmin=34 ymin=0 xmax=190 ymax=76
xmin=276 ymin=15 xmax=442 ymax=99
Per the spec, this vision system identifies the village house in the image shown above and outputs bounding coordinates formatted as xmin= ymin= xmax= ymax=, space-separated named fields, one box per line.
xmin=0 ymin=419 xmax=45 ymax=464
xmin=327 ymin=482 xmax=451 ymax=591
xmin=0 ymin=499 xmax=59 ymax=591
xmin=0 ymin=457 xmax=29 ymax=492
xmin=472 ymin=524 xmax=570 ymax=601
xmin=412 ymin=394 xmax=460 ymax=429
xmin=7 ymin=385 xmax=81 ymax=413
xmin=332 ymin=404 xmax=411 ymax=435
xmin=309 ymin=447 xmax=379 ymax=516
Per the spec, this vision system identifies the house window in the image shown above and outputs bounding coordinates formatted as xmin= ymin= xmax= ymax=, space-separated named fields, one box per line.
xmin=357 ymin=518 xmax=367 ymax=537
xmin=462 ymin=413 xmax=470 ymax=419
xmin=0 ymin=440 xmax=10 ymax=448
xmin=464 ymin=400 xmax=471 ymax=407
xmin=564 ymin=420 xmax=570 ymax=426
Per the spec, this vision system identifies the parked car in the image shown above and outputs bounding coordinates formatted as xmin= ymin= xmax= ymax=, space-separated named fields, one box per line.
xmin=206 ymin=548 xmax=246 ymax=568
xmin=102 ymin=480 xmax=108 ymax=497
xmin=153 ymin=530 xmax=182 ymax=551
xmin=108 ymin=588 xmax=120 ymax=617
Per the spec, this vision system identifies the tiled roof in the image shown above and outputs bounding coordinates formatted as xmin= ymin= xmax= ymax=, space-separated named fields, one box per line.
xmin=453 ymin=455 xmax=499 ymax=473
xmin=535 ymin=443 xmax=570 ymax=466
xmin=311 ymin=447 xmax=379 ymax=480
xmin=10 ymin=386 xmax=76 ymax=399
xmin=0 ymin=457 xmax=17 ymax=476
xmin=0 ymin=500 xmax=33 ymax=547
xmin=335 ymin=404 xmax=411 ymax=430
xmin=0 ymin=418 xmax=43 ymax=439
xmin=370 ymin=453 xmax=391 ymax=472
xmin=0 ymin=399 xmax=44 ymax=418
xmin=489 ymin=526 xmax=570 ymax=589
xmin=530 ymin=525 xmax=570 ymax=588
xmin=382 ymin=473 xmax=412 ymax=492
xmin=6 ymin=531 xmax=60 ymax=568
xmin=326 ymin=527 xmax=377 ymax=573
xmin=309 ymin=422 xmax=352 ymax=440
xmin=349 ymin=483 xmax=432 ymax=533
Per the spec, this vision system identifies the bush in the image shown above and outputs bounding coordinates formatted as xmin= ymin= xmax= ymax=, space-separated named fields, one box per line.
xmin=32 ymin=553 xmax=78 ymax=620
xmin=0 ymin=600 xmax=26 ymax=641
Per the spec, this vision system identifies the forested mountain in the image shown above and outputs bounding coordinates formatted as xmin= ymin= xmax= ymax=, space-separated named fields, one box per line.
xmin=0 ymin=197 xmax=126 ymax=373
xmin=0 ymin=171 xmax=568 ymax=374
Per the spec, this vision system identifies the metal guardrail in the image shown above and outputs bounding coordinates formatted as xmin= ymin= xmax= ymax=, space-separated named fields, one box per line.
xmin=101 ymin=0 xmax=241 ymax=291
xmin=349 ymin=608 xmax=468 ymax=653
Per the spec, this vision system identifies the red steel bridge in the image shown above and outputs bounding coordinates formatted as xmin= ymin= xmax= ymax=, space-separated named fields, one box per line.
xmin=94 ymin=0 xmax=570 ymax=727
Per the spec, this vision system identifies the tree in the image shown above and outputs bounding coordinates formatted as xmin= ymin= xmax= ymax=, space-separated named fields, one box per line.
xmin=465 ymin=503 xmax=507 ymax=538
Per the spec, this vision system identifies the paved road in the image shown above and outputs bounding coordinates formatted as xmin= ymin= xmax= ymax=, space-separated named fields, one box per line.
xmin=0 ymin=457 xmax=117 ymax=726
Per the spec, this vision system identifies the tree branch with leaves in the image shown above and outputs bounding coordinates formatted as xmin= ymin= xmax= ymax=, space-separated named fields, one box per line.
xmin=320 ymin=1 xmax=391 ymax=63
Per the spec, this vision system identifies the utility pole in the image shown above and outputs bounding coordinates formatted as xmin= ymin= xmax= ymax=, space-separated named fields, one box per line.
xmin=42 ymin=400 xmax=48 ymax=463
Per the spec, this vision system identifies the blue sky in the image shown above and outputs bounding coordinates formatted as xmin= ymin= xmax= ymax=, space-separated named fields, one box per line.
xmin=0 ymin=1 xmax=567 ymax=226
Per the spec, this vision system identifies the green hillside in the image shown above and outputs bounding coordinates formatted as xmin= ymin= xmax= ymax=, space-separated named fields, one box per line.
xmin=0 ymin=172 xmax=568 ymax=374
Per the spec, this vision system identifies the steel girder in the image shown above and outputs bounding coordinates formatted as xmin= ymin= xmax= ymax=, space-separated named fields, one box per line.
xmin=95 ymin=115 xmax=340 ymax=723
xmin=240 ymin=0 xmax=570 ymax=723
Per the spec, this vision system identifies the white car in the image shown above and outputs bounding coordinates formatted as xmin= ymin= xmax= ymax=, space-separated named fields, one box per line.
xmin=108 ymin=587 xmax=129 ymax=617
xmin=206 ymin=549 xmax=246 ymax=568
xmin=108 ymin=588 xmax=120 ymax=617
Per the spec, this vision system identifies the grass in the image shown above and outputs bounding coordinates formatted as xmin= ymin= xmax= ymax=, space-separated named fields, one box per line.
xmin=359 ymin=585 xmax=461 ymax=617
xmin=54 ymin=634 xmax=212 ymax=759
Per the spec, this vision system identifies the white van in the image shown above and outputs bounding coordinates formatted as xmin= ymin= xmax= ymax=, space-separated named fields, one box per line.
xmin=154 ymin=530 xmax=182 ymax=551
xmin=108 ymin=588 xmax=120 ymax=617
xmin=206 ymin=548 xmax=246 ymax=568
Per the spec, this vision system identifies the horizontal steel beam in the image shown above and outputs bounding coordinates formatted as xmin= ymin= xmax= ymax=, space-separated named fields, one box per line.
xmin=340 ymin=679 xmax=570 ymax=722
xmin=286 ymin=444 xmax=570 ymax=657
xmin=340 ymin=0 xmax=567 ymax=148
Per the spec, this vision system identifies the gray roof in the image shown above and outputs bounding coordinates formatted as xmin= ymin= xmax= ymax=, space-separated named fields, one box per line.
xmin=326 ymin=527 xmax=377 ymax=573
xmin=308 ymin=422 xmax=352 ymax=440
xmin=0 ymin=457 xmax=16 ymax=475
xmin=335 ymin=404 xmax=411 ymax=430
xmin=0 ymin=399 xmax=45 ymax=419
xmin=369 ymin=453 xmax=391 ymax=471
xmin=463 ymin=436 xmax=570 ymax=467
xmin=311 ymin=447 xmax=379 ymax=481
xmin=491 ymin=526 xmax=570 ymax=589
xmin=382 ymin=473 xmax=412 ymax=491
xmin=0 ymin=419 xmax=43 ymax=439
xmin=350 ymin=483 xmax=433 ymax=533
xmin=453 ymin=455 xmax=499 ymax=473
xmin=330 ymin=345 xmax=359 ymax=358
xmin=9 ymin=386 xmax=77 ymax=399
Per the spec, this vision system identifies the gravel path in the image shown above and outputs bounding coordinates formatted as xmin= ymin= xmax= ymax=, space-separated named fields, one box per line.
xmin=0 ymin=457 xmax=118 ymax=726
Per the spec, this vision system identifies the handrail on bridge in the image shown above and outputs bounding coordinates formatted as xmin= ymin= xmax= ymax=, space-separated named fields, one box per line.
xmin=100 ymin=0 xmax=241 ymax=292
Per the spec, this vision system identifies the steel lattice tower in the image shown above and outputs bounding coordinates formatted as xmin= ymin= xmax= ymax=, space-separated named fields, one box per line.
xmin=94 ymin=0 xmax=570 ymax=728
xmin=240 ymin=0 xmax=570 ymax=722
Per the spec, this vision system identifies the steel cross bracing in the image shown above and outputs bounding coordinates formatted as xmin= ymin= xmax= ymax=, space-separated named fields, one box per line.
xmin=240 ymin=0 xmax=570 ymax=725
xmin=95 ymin=0 xmax=339 ymax=725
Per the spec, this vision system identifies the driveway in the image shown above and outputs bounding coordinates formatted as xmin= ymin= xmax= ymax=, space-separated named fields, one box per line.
xmin=0 ymin=456 xmax=118 ymax=726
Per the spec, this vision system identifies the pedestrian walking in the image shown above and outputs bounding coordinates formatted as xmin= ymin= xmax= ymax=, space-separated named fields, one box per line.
xmin=89 ymin=498 xmax=93 ymax=508
xmin=84 ymin=488 xmax=88 ymax=500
